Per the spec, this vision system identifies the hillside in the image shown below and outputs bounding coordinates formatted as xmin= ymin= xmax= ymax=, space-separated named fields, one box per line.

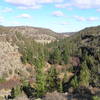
xmin=47 ymin=25 xmax=100 ymax=85
xmin=0 ymin=41 xmax=33 ymax=80
xmin=0 ymin=26 xmax=69 ymax=43
xmin=0 ymin=26 xmax=100 ymax=100
xmin=45 ymin=26 xmax=100 ymax=99
xmin=70 ymin=26 xmax=100 ymax=58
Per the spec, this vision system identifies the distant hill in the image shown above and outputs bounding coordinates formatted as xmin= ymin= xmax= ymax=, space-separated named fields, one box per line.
xmin=59 ymin=32 xmax=76 ymax=35
xmin=71 ymin=25 xmax=100 ymax=48
xmin=0 ymin=26 xmax=70 ymax=43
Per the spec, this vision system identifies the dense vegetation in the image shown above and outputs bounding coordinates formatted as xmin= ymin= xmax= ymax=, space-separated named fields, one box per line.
xmin=0 ymin=26 xmax=100 ymax=100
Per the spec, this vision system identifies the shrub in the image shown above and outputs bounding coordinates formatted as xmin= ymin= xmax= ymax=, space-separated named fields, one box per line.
xmin=71 ymin=76 xmax=79 ymax=89
xmin=0 ymin=77 xmax=6 ymax=83
xmin=93 ymin=96 xmax=100 ymax=100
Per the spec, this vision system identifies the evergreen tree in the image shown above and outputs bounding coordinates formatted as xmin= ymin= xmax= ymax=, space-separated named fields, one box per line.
xmin=62 ymin=48 xmax=69 ymax=64
xmin=46 ymin=66 xmax=58 ymax=92
xmin=46 ymin=66 xmax=63 ymax=92
xmin=57 ymin=78 xmax=63 ymax=92
xmin=71 ymin=76 xmax=79 ymax=89
xmin=79 ymin=61 xmax=90 ymax=87
xmin=50 ymin=48 xmax=62 ymax=64
xmin=35 ymin=52 xmax=46 ymax=98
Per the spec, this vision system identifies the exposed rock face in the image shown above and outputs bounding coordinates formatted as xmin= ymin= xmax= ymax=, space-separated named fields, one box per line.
xmin=0 ymin=42 xmax=29 ymax=79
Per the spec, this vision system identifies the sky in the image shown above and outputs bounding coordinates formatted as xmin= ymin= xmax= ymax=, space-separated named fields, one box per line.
xmin=0 ymin=0 xmax=100 ymax=32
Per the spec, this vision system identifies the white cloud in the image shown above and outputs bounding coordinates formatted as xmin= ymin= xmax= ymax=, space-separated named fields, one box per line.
xmin=5 ymin=0 xmax=100 ymax=9
xmin=16 ymin=14 xmax=32 ymax=19
xmin=87 ymin=17 xmax=99 ymax=21
xmin=96 ymin=9 xmax=100 ymax=12
xmin=0 ymin=16 xmax=4 ymax=23
xmin=52 ymin=11 xmax=65 ymax=17
xmin=38 ymin=0 xmax=63 ymax=3
xmin=72 ymin=0 xmax=100 ymax=9
xmin=74 ymin=15 xmax=86 ymax=21
xmin=2 ymin=7 xmax=13 ymax=12
xmin=18 ymin=5 xmax=42 ymax=10
xmin=55 ymin=3 xmax=72 ymax=8
xmin=5 ymin=0 xmax=63 ymax=10
xmin=60 ymin=22 xmax=69 ymax=25
xmin=5 ymin=0 xmax=36 ymax=6
xmin=55 ymin=0 xmax=100 ymax=9
xmin=5 ymin=0 xmax=63 ymax=6
xmin=67 ymin=8 xmax=73 ymax=10
xmin=73 ymin=0 xmax=92 ymax=9
xmin=74 ymin=15 xmax=99 ymax=21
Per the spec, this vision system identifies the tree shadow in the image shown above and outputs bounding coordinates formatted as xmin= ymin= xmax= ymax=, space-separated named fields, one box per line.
xmin=65 ymin=86 xmax=94 ymax=100
xmin=22 ymin=86 xmax=36 ymax=99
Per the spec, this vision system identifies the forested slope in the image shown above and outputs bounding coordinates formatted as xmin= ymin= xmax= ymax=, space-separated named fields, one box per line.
xmin=0 ymin=26 xmax=100 ymax=100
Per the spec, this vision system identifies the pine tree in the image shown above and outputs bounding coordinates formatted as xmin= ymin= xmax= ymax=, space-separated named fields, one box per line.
xmin=52 ymin=48 xmax=62 ymax=64
xmin=35 ymin=52 xmax=46 ymax=98
xmin=46 ymin=66 xmax=58 ymax=92
xmin=71 ymin=76 xmax=79 ymax=89
xmin=62 ymin=48 xmax=69 ymax=64
xmin=79 ymin=61 xmax=90 ymax=87
xmin=46 ymin=66 xmax=63 ymax=92
xmin=58 ymin=78 xmax=63 ymax=92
